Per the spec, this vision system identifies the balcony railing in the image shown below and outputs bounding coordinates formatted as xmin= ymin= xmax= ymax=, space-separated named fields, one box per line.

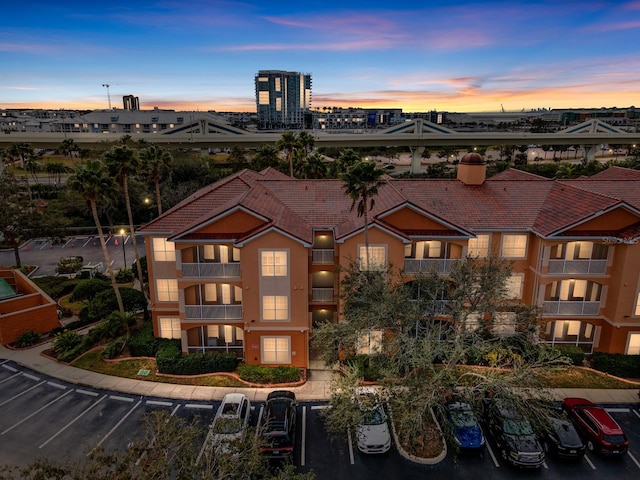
xmin=312 ymin=249 xmax=335 ymax=264
xmin=547 ymin=259 xmax=607 ymax=275
xmin=404 ymin=258 xmax=461 ymax=274
xmin=542 ymin=301 xmax=600 ymax=316
xmin=181 ymin=262 xmax=241 ymax=278
xmin=187 ymin=344 xmax=244 ymax=358
xmin=312 ymin=288 xmax=335 ymax=302
xmin=184 ymin=304 xmax=243 ymax=320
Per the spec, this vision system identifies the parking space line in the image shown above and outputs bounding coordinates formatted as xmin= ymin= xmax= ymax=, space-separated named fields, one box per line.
xmin=76 ymin=389 xmax=99 ymax=396
xmin=39 ymin=394 xmax=107 ymax=449
xmin=0 ymin=372 xmax=22 ymax=384
xmin=605 ymin=407 xmax=630 ymax=413
xmin=0 ymin=359 xmax=10 ymax=366
xmin=110 ymin=395 xmax=134 ymax=402
xmin=300 ymin=406 xmax=306 ymax=467
xmin=584 ymin=453 xmax=596 ymax=469
xmin=146 ymin=400 xmax=173 ymax=407
xmin=185 ymin=404 xmax=213 ymax=410
xmin=485 ymin=442 xmax=500 ymax=467
xmin=347 ymin=429 xmax=355 ymax=465
xmin=632 ymin=410 xmax=640 ymax=419
xmin=47 ymin=381 xmax=67 ymax=390
xmin=90 ymin=400 xmax=142 ymax=454
xmin=2 ymin=364 xmax=18 ymax=372
xmin=628 ymin=451 xmax=640 ymax=470
xmin=22 ymin=373 xmax=40 ymax=381
xmin=2 ymin=389 xmax=74 ymax=434
xmin=0 ymin=381 xmax=47 ymax=407
xmin=310 ymin=405 xmax=330 ymax=410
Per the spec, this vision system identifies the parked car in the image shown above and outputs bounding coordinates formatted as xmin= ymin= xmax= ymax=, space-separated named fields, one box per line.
xmin=210 ymin=393 xmax=251 ymax=453
xmin=260 ymin=390 xmax=297 ymax=459
xmin=485 ymin=400 xmax=545 ymax=468
xmin=354 ymin=386 xmax=391 ymax=454
xmin=446 ymin=402 xmax=485 ymax=451
xmin=540 ymin=413 xmax=585 ymax=460
xmin=562 ymin=397 xmax=629 ymax=456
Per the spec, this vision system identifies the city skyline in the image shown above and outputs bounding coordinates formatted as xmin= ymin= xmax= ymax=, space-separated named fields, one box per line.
xmin=2 ymin=1 xmax=640 ymax=113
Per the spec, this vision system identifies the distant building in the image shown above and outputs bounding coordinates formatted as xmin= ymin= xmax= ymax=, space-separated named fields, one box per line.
xmin=312 ymin=107 xmax=404 ymax=130
xmin=255 ymin=70 xmax=312 ymax=130
xmin=123 ymin=95 xmax=140 ymax=111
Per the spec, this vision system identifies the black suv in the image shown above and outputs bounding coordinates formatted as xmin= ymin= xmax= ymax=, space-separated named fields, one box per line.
xmin=260 ymin=390 xmax=297 ymax=459
xmin=485 ymin=400 xmax=545 ymax=468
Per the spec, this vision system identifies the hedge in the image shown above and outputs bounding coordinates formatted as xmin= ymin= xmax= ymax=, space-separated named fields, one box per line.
xmin=556 ymin=345 xmax=585 ymax=366
xmin=155 ymin=344 xmax=240 ymax=375
xmin=237 ymin=365 xmax=302 ymax=384
xmin=590 ymin=352 xmax=640 ymax=379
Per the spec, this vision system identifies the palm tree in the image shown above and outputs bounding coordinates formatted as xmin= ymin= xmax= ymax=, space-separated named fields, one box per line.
xmin=276 ymin=131 xmax=298 ymax=177
xmin=297 ymin=151 xmax=327 ymax=179
xmin=7 ymin=143 xmax=33 ymax=169
xmin=297 ymin=131 xmax=315 ymax=155
xmin=104 ymin=145 xmax=144 ymax=287
xmin=139 ymin=144 xmax=172 ymax=216
xmin=251 ymin=144 xmax=280 ymax=171
xmin=68 ymin=159 xmax=124 ymax=313
xmin=59 ymin=138 xmax=78 ymax=158
xmin=341 ymin=160 xmax=386 ymax=270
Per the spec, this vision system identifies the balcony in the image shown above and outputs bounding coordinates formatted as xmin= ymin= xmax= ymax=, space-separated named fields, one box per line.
xmin=547 ymin=259 xmax=607 ymax=275
xmin=312 ymin=249 xmax=335 ymax=264
xmin=181 ymin=262 xmax=240 ymax=278
xmin=542 ymin=301 xmax=600 ymax=316
xmin=312 ymin=288 xmax=335 ymax=302
xmin=184 ymin=304 xmax=243 ymax=320
xmin=404 ymin=258 xmax=461 ymax=275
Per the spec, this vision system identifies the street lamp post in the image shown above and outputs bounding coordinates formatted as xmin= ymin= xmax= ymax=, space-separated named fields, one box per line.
xmin=119 ymin=228 xmax=127 ymax=268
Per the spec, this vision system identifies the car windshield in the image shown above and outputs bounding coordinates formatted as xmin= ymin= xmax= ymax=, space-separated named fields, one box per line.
xmin=603 ymin=434 xmax=626 ymax=444
xmin=451 ymin=409 xmax=477 ymax=428
xmin=361 ymin=407 xmax=386 ymax=426
xmin=503 ymin=419 xmax=534 ymax=436
xmin=214 ymin=417 xmax=242 ymax=434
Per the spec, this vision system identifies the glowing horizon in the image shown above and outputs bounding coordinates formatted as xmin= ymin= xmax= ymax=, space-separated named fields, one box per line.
xmin=2 ymin=1 xmax=640 ymax=114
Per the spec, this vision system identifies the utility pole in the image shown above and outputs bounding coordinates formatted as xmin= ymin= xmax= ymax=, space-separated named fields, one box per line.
xmin=102 ymin=83 xmax=112 ymax=109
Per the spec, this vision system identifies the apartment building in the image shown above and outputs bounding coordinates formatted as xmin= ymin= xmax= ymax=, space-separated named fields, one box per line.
xmin=139 ymin=155 xmax=640 ymax=368
xmin=255 ymin=70 xmax=312 ymax=130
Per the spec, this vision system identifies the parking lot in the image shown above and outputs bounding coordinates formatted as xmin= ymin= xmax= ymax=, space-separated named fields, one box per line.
xmin=2 ymin=359 xmax=640 ymax=479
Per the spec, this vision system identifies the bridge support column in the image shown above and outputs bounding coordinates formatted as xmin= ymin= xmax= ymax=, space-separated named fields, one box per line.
xmin=409 ymin=146 xmax=425 ymax=175
xmin=582 ymin=145 xmax=597 ymax=162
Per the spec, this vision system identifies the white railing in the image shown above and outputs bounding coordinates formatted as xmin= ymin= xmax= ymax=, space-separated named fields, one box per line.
xmin=184 ymin=304 xmax=243 ymax=320
xmin=404 ymin=258 xmax=461 ymax=274
xmin=181 ymin=262 xmax=241 ymax=278
xmin=312 ymin=288 xmax=335 ymax=302
xmin=312 ymin=249 xmax=335 ymax=264
xmin=542 ymin=301 xmax=600 ymax=316
xmin=547 ymin=259 xmax=607 ymax=275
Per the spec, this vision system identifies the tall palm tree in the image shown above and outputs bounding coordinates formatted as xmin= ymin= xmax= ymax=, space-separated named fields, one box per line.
xmin=297 ymin=131 xmax=315 ymax=155
xmin=296 ymin=151 xmax=327 ymax=179
xmin=276 ymin=131 xmax=298 ymax=177
xmin=7 ymin=143 xmax=32 ymax=169
xmin=251 ymin=144 xmax=280 ymax=171
xmin=59 ymin=138 xmax=78 ymax=158
xmin=139 ymin=143 xmax=172 ymax=216
xmin=68 ymin=159 xmax=124 ymax=313
xmin=104 ymin=145 xmax=144 ymax=287
xmin=341 ymin=159 xmax=386 ymax=270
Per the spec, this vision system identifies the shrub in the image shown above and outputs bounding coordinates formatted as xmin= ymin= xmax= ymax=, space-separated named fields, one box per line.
xmin=70 ymin=278 xmax=110 ymax=302
xmin=237 ymin=364 xmax=302 ymax=384
xmin=49 ymin=317 xmax=95 ymax=337
xmin=15 ymin=331 xmax=41 ymax=348
xmin=115 ymin=268 xmax=134 ymax=284
xmin=32 ymin=276 xmax=79 ymax=300
xmin=155 ymin=344 xmax=240 ymax=375
xmin=343 ymin=354 xmax=383 ymax=381
xmin=102 ymin=336 xmax=127 ymax=359
xmin=591 ymin=352 xmax=640 ymax=379
xmin=52 ymin=330 xmax=82 ymax=355
xmin=84 ymin=287 xmax=147 ymax=322
xmin=129 ymin=322 xmax=162 ymax=357
xmin=556 ymin=345 xmax=585 ymax=366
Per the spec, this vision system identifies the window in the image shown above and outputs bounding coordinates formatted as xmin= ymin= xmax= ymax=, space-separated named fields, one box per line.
xmin=635 ymin=292 xmax=640 ymax=316
xmin=359 ymin=245 xmax=386 ymax=271
xmin=152 ymin=238 xmax=176 ymax=261
xmin=627 ymin=333 xmax=640 ymax=355
xmin=501 ymin=234 xmax=527 ymax=258
xmin=262 ymin=336 xmax=291 ymax=363
xmin=156 ymin=279 xmax=178 ymax=302
xmin=505 ymin=274 xmax=523 ymax=299
xmin=258 ymin=91 xmax=269 ymax=105
xmin=261 ymin=250 xmax=288 ymax=277
xmin=356 ymin=329 xmax=383 ymax=355
xmin=492 ymin=312 xmax=516 ymax=337
xmin=262 ymin=295 xmax=288 ymax=321
xmin=158 ymin=317 xmax=181 ymax=339
xmin=468 ymin=234 xmax=490 ymax=258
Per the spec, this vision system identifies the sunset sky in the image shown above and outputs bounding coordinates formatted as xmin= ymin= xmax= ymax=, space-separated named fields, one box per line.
xmin=2 ymin=0 xmax=640 ymax=113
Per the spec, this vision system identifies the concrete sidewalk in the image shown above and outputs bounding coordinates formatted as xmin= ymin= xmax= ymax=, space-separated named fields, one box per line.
xmin=1 ymin=342 xmax=639 ymax=405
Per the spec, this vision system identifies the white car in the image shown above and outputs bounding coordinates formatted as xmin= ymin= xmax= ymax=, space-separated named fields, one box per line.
xmin=210 ymin=393 xmax=251 ymax=452
xmin=354 ymin=387 xmax=391 ymax=454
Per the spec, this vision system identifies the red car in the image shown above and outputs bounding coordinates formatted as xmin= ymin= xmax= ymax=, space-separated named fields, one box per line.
xmin=562 ymin=397 xmax=629 ymax=456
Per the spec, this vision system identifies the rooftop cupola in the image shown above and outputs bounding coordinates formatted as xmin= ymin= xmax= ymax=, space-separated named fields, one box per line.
xmin=457 ymin=152 xmax=486 ymax=186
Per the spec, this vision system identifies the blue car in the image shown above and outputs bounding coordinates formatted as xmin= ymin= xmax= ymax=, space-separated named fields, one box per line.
xmin=447 ymin=402 xmax=485 ymax=451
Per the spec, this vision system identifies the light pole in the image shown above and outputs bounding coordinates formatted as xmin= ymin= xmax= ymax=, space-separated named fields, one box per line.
xmin=119 ymin=228 xmax=127 ymax=268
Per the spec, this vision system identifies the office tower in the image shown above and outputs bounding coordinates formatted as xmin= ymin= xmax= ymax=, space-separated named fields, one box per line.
xmin=255 ymin=70 xmax=312 ymax=129
xmin=123 ymin=95 xmax=140 ymax=111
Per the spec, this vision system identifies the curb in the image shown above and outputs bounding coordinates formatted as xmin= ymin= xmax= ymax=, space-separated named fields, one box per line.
xmin=389 ymin=405 xmax=447 ymax=465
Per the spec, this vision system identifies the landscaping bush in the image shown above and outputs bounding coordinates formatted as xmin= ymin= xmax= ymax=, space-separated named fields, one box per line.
xmin=52 ymin=330 xmax=82 ymax=355
xmin=591 ymin=352 xmax=640 ymax=379
xmin=556 ymin=345 xmax=585 ymax=366
xmin=32 ymin=276 xmax=79 ymax=299
xmin=155 ymin=344 xmax=240 ymax=375
xmin=237 ymin=364 xmax=302 ymax=384
xmin=14 ymin=331 xmax=41 ymax=348
xmin=128 ymin=322 xmax=166 ymax=357
xmin=56 ymin=336 xmax=95 ymax=363
xmin=115 ymin=268 xmax=134 ymax=284
xmin=343 ymin=354 xmax=384 ymax=381
xmin=102 ymin=336 xmax=127 ymax=359
xmin=49 ymin=317 xmax=96 ymax=336
xmin=70 ymin=278 xmax=110 ymax=302
xmin=84 ymin=287 xmax=147 ymax=322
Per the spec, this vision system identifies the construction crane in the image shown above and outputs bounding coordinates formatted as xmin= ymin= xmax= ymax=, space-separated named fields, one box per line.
xmin=501 ymin=104 xmax=505 ymax=113
xmin=102 ymin=83 xmax=112 ymax=109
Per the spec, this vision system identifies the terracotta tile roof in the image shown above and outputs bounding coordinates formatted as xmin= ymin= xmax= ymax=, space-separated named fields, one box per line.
xmin=139 ymin=167 xmax=640 ymax=244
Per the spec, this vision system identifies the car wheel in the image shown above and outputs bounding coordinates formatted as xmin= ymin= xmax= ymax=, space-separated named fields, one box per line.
xmin=587 ymin=440 xmax=595 ymax=452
